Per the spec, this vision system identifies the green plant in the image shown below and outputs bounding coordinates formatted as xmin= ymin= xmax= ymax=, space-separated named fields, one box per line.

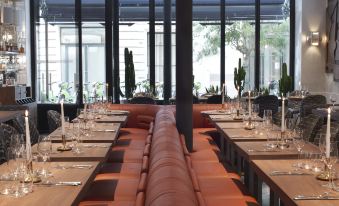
xmin=260 ymin=87 xmax=270 ymax=96
xmin=193 ymin=82 xmax=201 ymax=96
xmin=124 ymin=48 xmax=136 ymax=99
xmin=205 ymin=85 xmax=219 ymax=94
xmin=278 ymin=63 xmax=292 ymax=96
xmin=234 ymin=58 xmax=246 ymax=97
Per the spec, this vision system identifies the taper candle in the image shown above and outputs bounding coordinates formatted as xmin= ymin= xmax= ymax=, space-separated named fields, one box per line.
xmin=248 ymin=90 xmax=252 ymax=117
xmin=61 ymin=99 xmax=65 ymax=135
xmin=281 ymin=96 xmax=285 ymax=132
xmin=25 ymin=110 xmax=32 ymax=162
xmin=325 ymin=107 xmax=331 ymax=158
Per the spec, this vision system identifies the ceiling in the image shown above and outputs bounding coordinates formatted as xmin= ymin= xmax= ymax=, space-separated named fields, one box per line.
xmin=40 ymin=0 xmax=288 ymax=22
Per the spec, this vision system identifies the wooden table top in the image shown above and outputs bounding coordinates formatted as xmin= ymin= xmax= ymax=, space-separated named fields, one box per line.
xmin=234 ymin=141 xmax=321 ymax=161
xmin=0 ymin=110 xmax=23 ymax=123
xmin=215 ymin=122 xmax=282 ymax=142
xmin=251 ymin=159 xmax=339 ymax=206
xmin=32 ymin=142 xmax=112 ymax=162
xmin=0 ymin=161 xmax=100 ymax=206
xmin=50 ymin=123 xmax=121 ymax=143
xmin=94 ymin=115 xmax=127 ymax=124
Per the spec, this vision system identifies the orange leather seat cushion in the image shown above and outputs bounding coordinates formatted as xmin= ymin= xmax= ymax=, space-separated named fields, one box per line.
xmin=204 ymin=197 xmax=259 ymax=206
xmin=97 ymin=163 xmax=142 ymax=179
xmin=79 ymin=200 xmax=135 ymax=206
xmin=108 ymin=149 xmax=144 ymax=163
xmin=191 ymin=162 xmax=240 ymax=180
xmin=114 ymin=139 xmax=146 ymax=150
xmin=198 ymin=177 xmax=250 ymax=198
xmin=81 ymin=179 xmax=139 ymax=202
xmin=118 ymin=128 xmax=148 ymax=141
xmin=190 ymin=150 xmax=220 ymax=162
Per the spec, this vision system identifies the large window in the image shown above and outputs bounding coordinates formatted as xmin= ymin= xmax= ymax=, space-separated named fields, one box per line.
xmin=32 ymin=0 xmax=294 ymax=104
xmin=260 ymin=0 xmax=290 ymax=95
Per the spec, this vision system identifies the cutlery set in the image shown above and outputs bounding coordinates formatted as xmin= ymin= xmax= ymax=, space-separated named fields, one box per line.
xmin=55 ymin=164 xmax=93 ymax=169
xmin=270 ymin=170 xmax=312 ymax=176
xmin=35 ymin=181 xmax=82 ymax=187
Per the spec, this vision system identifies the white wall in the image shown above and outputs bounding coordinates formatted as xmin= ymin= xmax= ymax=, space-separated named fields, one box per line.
xmin=296 ymin=0 xmax=339 ymax=102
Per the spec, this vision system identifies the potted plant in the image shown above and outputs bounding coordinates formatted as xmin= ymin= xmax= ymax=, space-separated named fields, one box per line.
xmin=278 ymin=63 xmax=292 ymax=97
xmin=234 ymin=58 xmax=246 ymax=97
xmin=124 ymin=48 xmax=136 ymax=99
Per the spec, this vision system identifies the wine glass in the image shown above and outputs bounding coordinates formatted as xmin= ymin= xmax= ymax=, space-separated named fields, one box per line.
xmin=11 ymin=143 xmax=26 ymax=198
xmin=37 ymin=136 xmax=52 ymax=177
xmin=0 ymin=148 xmax=15 ymax=195
xmin=330 ymin=94 xmax=337 ymax=111
xmin=319 ymin=140 xmax=338 ymax=190
xmin=292 ymin=127 xmax=306 ymax=168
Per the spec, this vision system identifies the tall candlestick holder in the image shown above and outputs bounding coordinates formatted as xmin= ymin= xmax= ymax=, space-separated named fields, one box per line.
xmin=244 ymin=117 xmax=255 ymax=130
xmin=278 ymin=131 xmax=289 ymax=149
xmin=23 ymin=160 xmax=41 ymax=183
xmin=316 ymin=158 xmax=338 ymax=181
xmin=57 ymin=134 xmax=72 ymax=151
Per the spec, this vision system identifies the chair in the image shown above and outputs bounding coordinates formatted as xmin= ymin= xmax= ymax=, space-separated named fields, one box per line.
xmin=193 ymin=95 xmax=199 ymax=104
xmin=298 ymin=114 xmax=323 ymax=142
xmin=47 ymin=110 xmax=61 ymax=133
xmin=206 ymin=95 xmax=222 ymax=104
xmin=0 ymin=124 xmax=20 ymax=165
xmin=253 ymin=95 xmax=279 ymax=118
xmin=314 ymin=121 xmax=339 ymax=143
xmin=10 ymin=115 xmax=40 ymax=145
xmin=130 ymin=96 xmax=156 ymax=105
xmin=300 ymin=95 xmax=327 ymax=118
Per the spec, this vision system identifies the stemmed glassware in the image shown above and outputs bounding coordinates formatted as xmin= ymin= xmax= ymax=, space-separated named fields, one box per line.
xmin=292 ymin=127 xmax=306 ymax=168
xmin=329 ymin=94 xmax=337 ymax=111
xmin=37 ymin=136 xmax=52 ymax=178
xmin=318 ymin=138 xmax=338 ymax=190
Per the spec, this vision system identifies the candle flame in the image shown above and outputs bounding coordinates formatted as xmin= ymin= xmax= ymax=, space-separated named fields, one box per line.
xmin=60 ymin=99 xmax=64 ymax=104
xmin=328 ymin=107 xmax=331 ymax=114
xmin=25 ymin=110 xmax=28 ymax=117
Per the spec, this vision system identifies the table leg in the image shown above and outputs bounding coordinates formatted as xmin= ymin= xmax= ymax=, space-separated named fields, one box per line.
xmin=270 ymin=189 xmax=280 ymax=206
xmin=236 ymin=154 xmax=242 ymax=174
xmin=253 ymin=174 xmax=263 ymax=205
xmin=244 ymin=159 xmax=249 ymax=189
xmin=220 ymin=134 xmax=225 ymax=162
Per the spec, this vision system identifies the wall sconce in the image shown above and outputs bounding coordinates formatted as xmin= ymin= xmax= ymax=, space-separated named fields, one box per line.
xmin=307 ymin=32 xmax=321 ymax=46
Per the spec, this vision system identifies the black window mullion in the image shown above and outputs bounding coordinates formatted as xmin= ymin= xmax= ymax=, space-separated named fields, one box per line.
xmin=75 ymin=0 xmax=83 ymax=105
xmin=113 ymin=0 xmax=120 ymax=103
xmin=30 ymin=1 xmax=38 ymax=99
xmin=149 ymin=0 xmax=155 ymax=95
xmin=255 ymin=0 xmax=260 ymax=90
xmin=105 ymin=0 xmax=113 ymax=101
xmin=163 ymin=0 xmax=172 ymax=104
xmin=220 ymin=0 xmax=225 ymax=89
xmin=290 ymin=0 xmax=295 ymax=90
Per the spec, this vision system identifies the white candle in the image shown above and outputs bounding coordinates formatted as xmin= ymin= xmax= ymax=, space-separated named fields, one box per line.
xmin=61 ymin=100 xmax=65 ymax=135
xmin=106 ymin=83 xmax=109 ymax=100
xmin=325 ymin=107 xmax=331 ymax=158
xmin=248 ymin=90 xmax=252 ymax=117
xmin=25 ymin=110 xmax=32 ymax=162
xmin=221 ymin=83 xmax=225 ymax=105
xmin=84 ymin=103 xmax=88 ymax=119
xmin=298 ymin=81 xmax=301 ymax=90
xmin=237 ymin=86 xmax=240 ymax=109
xmin=281 ymin=96 xmax=285 ymax=132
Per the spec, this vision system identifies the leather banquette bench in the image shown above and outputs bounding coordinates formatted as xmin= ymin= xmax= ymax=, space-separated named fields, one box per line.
xmin=79 ymin=104 xmax=258 ymax=206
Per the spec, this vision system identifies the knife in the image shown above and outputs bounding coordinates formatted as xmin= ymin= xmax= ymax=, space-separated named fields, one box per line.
xmin=93 ymin=129 xmax=116 ymax=132
xmin=36 ymin=181 xmax=82 ymax=186
xmin=294 ymin=195 xmax=339 ymax=200
xmin=270 ymin=171 xmax=312 ymax=176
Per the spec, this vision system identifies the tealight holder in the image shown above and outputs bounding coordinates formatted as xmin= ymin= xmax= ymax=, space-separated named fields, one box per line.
xmin=57 ymin=134 xmax=72 ymax=151
xmin=244 ymin=117 xmax=255 ymax=130
xmin=316 ymin=159 xmax=338 ymax=181
xmin=24 ymin=161 xmax=41 ymax=183
xmin=278 ymin=131 xmax=290 ymax=150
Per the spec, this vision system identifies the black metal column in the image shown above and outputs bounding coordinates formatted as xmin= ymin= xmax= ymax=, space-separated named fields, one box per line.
xmin=75 ymin=0 xmax=83 ymax=105
xmin=290 ymin=0 xmax=295 ymax=89
xmin=220 ymin=0 xmax=225 ymax=89
xmin=113 ymin=0 xmax=120 ymax=103
xmin=149 ymin=0 xmax=155 ymax=95
xmin=176 ymin=0 xmax=193 ymax=152
xmin=163 ymin=0 xmax=172 ymax=104
xmin=30 ymin=1 xmax=37 ymax=99
xmin=255 ymin=0 xmax=260 ymax=90
xmin=105 ymin=0 xmax=113 ymax=101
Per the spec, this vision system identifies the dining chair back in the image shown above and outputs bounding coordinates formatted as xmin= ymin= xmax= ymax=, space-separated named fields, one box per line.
xmin=10 ymin=115 xmax=40 ymax=145
xmin=300 ymin=95 xmax=326 ymax=118
xmin=130 ymin=96 xmax=156 ymax=105
xmin=254 ymin=95 xmax=279 ymax=118
xmin=0 ymin=124 xmax=19 ymax=165
xmin=206 ymin=95 xmax=222 ymax=104
xmin=298 ymin=114 xmax=323 ymax=142
xmin=47 ymin=110 xmax=62 ymax=133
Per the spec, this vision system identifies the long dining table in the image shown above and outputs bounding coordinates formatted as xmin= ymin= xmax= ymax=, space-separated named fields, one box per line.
xmin=204 ymin=111 xmax=338 ymax=206
xmin=0 ymin=112 xmax=128 ymax=206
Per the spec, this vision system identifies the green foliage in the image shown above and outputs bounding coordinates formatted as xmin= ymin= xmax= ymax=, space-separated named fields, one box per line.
xmin=234 ymin=58 xmax=246 ymax=97
xmin=124 ymin=48 xmax=136 ymax=99
xmin=193 ymin=82 xmax=201 ymax=96
xmin=260 ymin=87 xmax=270 ymax=96
xmin=278 ymin=63 xmax=293 ymax=96
xmin=205 ymin=85 xmax=219 ymax=94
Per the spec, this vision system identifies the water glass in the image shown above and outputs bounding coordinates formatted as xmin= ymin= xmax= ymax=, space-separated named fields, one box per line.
xmin=37 ymin=136 xmax=52 ymax=177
